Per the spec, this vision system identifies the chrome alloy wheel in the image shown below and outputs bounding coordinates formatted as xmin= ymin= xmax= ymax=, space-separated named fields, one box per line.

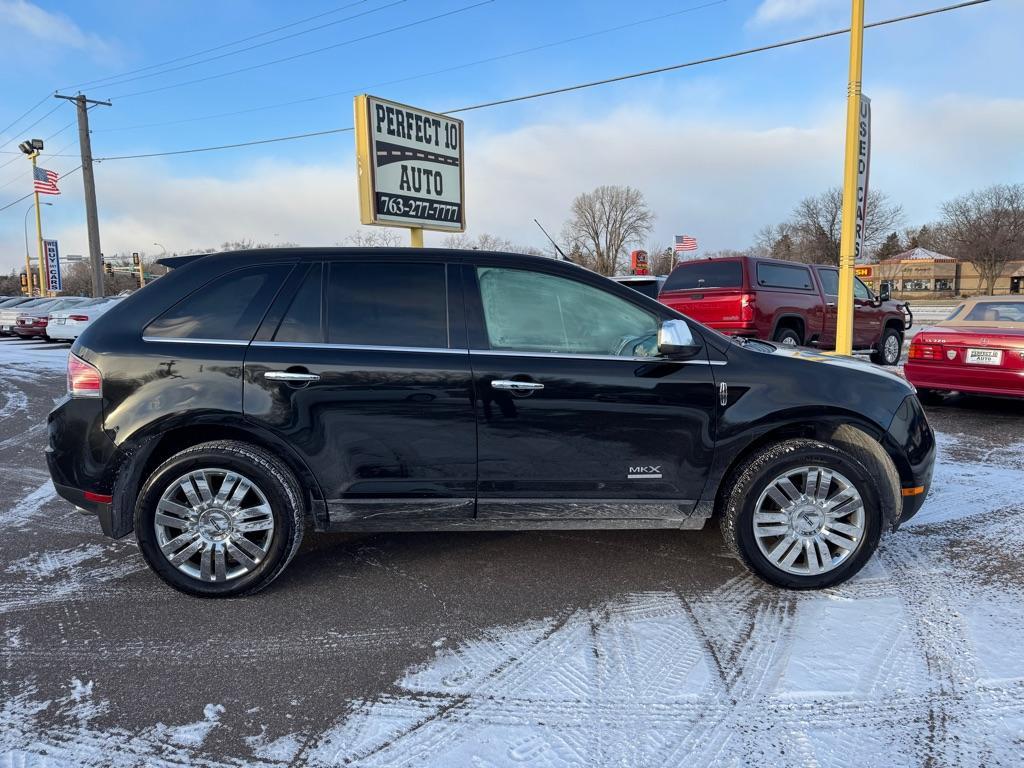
xmin=153 ymin=469 xmax=275 ymax=582
xmin=752 ymin=466 xmax=865 ymax=576
xmin=884 ymin=333 xmax=901 ymax=363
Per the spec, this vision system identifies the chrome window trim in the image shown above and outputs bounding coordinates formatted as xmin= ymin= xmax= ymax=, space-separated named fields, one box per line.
xmin=142 ymin=335 xmax=249 ymax=346
xmin=251 ymin=340 xmax=468 ymax=354
xmin=469 ymin=349 xmax=726 ymax=365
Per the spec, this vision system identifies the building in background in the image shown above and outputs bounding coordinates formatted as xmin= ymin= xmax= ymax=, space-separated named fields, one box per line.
xmin=858 ymin=247 xmax=1024 ymax=298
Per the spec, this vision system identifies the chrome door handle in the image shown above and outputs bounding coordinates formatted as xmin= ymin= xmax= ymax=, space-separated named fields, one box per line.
xmin=491 ymin=379 xmax=544 ymax=391
xmin=264 ymin=371 xmax=320 ymax=382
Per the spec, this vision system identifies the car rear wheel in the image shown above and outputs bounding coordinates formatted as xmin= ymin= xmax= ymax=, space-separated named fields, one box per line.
xmin=773 ymin=327 xmax=802 ymax=347
xmin=720 ymin=438 xmax=882 ymax=589
xmin=135 ymin=441 xmax=304 ymax=597
xmin=871 ymin=327 xmax=903 ymax=366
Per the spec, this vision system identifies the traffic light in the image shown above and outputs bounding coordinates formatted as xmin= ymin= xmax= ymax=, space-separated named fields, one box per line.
xmin=104 ymin=262 xmax=113 ymax=276
xmin=132 ymin=252 xmax=140 ymax=266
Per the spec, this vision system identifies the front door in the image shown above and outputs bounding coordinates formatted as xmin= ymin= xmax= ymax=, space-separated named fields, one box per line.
xmin=817 ymin=268 xmax=839 ymax=348
xmin=853 ymin=277 xmax=883 ymax=348
xmin=465 ymin=264 xmax=718 ymax=520
xmin=243 ymin=258 xmax=477 ymax=524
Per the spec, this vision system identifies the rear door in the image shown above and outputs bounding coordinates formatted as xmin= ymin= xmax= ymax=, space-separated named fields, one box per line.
xmin=817 ymin=268 xmax=839 ymax=347
xmin=243 ymin=257 xmax=477 ymax=525
xmin=465 ymin=263 xmax=718 ymax=521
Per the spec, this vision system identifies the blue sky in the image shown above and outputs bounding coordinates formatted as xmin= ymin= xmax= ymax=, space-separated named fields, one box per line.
xmin=0 ymin=0 xmax=1021 ymax=268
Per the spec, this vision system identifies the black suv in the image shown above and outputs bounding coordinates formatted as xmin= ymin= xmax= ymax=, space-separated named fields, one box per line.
xmin=47 ymin=249 xmax=934 ymax=596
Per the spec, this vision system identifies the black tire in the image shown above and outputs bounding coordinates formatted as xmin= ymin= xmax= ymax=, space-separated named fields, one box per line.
xmin=772 ymin=326 xmax=802 ymax=347
xmin=720 ymin=438 xmax=883 ymax=589
xmin=134 ymin=440 xmax=305 ymax=598
xmin=870 ymin=327 xmax=903 ymax=366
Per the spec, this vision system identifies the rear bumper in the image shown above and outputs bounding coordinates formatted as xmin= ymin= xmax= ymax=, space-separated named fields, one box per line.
xmin=12 ymin=325 xmax=45 ymax=337
xmin=905 ymin=361 xmax=1024 ymax=398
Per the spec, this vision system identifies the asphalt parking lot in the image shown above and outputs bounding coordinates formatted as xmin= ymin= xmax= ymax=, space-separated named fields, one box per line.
xmin=1 ymin=338 xmax=1022 ymax=767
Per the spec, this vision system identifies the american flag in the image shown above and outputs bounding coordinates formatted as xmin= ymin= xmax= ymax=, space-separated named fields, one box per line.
xmin=33 ymin=166 xmax=60 ymax=195
xmin=674 ymin=234 xmax=697 ymax=252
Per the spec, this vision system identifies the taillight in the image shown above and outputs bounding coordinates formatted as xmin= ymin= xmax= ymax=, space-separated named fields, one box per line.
xmin=68 ymin=315 xmax=89 ymax=321
xmin=740 ymin=293 xmax=756 ymax=322
xmin=908 ymin=342 xmax=943 ymax=361
xmin=67 ymin=354 xmax=101 ymax=398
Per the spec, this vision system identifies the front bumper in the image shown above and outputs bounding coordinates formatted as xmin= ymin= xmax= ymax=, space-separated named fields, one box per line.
xmin=885 ymin=393 xmax=936 ymax=527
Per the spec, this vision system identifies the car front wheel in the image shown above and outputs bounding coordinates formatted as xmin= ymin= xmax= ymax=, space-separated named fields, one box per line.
xmin=720 ymin=438 xmax=882 ymax=589
xmin=134 ymin=441 xmax=305 ymax=597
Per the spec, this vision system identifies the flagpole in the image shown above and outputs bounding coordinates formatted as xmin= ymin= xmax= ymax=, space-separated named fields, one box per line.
xmin=31 ymin=153 xmax=47 ymax=297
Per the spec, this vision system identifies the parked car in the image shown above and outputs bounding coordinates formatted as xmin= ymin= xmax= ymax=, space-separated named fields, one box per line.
xmin=48 ymin=248 xmax=934 ymax=597
xmin=0 ymin=296 xmax=33 ymax=311
xmin=905 ymin=296 xmax=1024 ymax=401
xmin=0 ymin=297 xmax=51 ymax=332
xmin=659 ymin=256 xmax=912 ymax=365
xmin=47 ymin=297 xmax=123 ymax=342
xmin=610 ymin=275 xmax=667 ymax=299
xmin=11 ymin=297 xmax=89 ymax=339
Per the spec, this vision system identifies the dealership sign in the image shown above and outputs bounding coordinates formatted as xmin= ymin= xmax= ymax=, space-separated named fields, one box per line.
xmin=354 ymin=94 xmax=465 ymax=232
xmin=853 ymin=95 xmax=871 ymax=262
xmin=43 ymin=239 xmax=62 ymax=292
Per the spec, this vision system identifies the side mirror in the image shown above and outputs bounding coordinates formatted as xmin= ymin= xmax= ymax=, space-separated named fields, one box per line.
xmin=878 ymin=284 xmax=890 ymax=303
xmin=658 ymin=319 xmax=701 ymax=358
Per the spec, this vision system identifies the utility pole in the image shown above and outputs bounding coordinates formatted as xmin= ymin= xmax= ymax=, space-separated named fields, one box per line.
xmin=834 ymin=0 xmax=866 ymax=355
xmin=55 ymin=93 xmax=111 ymax=298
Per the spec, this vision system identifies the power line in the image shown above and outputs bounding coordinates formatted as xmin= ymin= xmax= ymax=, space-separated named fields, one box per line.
xmin=0 ymin=93 xmax=54 ymax=146
xmin=63 ymin=0 xmax=379 ymax=90
xmin=81 ymin=0 xmax=409 ymax=93
xmin=94 ymin=0 xmax=726 ymax=135
xmin=94 ymin=0 xmax=989 ymax=163
xmin=109 ymin=0 xmax=496 ymax=100
xmin=0 ymin=120 xmax=77 ymax=174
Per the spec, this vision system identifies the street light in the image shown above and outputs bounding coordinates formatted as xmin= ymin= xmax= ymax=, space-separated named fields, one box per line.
xmin=153 ymin=242 xmax=167 ymax=257
xmin=24 ymin=201 xmax=52 ymax=295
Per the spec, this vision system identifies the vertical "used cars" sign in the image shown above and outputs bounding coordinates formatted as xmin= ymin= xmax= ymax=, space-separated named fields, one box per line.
xmin=354 ymin=95 xmax=465 ymax=233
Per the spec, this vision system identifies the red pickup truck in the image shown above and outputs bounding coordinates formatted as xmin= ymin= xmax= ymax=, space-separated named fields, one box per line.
xmin=659 ymin=255 xmax=912 ymax=365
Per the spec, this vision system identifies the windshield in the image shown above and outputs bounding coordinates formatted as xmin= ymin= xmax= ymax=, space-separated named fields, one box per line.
xmin=663 ymin=261 xmax=742 ymax=291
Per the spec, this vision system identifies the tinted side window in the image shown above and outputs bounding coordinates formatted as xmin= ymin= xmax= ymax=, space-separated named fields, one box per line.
xmin=327 ymin=262 xmax=447 ymax=348
xmin=274 ymin=264 xmax=323 ymax=343
xmin=819 ymin=269 xmax=839 ymax=296
xmin=146 ymin=264 xmax=291 ymax=340
xmin=663 ymin=261 xmax=742 ymax=291
xmin=477 ymin=267 xmax=658 ymax=355
xmin=756 ymin=262 xmax=812 ymax=290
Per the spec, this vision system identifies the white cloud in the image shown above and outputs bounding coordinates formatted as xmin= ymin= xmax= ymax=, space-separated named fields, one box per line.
xmin=0 ymin=0 xmax=112 ymax=55
xmin=751 ymin=0 xmax=843 ymax=26
xmin=2 ymin=90 xmax=1022 ymax=271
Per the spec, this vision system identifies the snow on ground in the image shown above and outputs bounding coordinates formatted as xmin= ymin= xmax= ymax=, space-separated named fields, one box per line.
xmin=1 ymin=338 xmax=1023 ymax=767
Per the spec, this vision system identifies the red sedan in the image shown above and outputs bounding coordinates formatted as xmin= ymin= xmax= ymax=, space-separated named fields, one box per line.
xmin=905 ymin=296 xmax=1024 ymax=400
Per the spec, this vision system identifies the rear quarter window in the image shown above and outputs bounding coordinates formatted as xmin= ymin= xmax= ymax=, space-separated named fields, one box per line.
xmin=663 ymin=261 xmax=742 ymax=291
xmin=145 ymin=264 xmax=292 ymax=341
xmin=756 ymin=262 xmax=813 ymax=290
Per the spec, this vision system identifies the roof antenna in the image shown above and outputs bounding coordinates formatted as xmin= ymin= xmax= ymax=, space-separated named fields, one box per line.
xmin=533 ymin=218 xmax=568 ymax=260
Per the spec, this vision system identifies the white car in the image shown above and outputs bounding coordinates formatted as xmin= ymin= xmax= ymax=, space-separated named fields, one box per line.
xmin=47 ymin=297 xmax=124 ymax=341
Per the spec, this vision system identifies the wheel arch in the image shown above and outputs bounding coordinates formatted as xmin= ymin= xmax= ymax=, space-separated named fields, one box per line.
xmin=707 ymin=412 xmax=903 ymax=528
xmin=108 ymin=416 xmax=326 ymax=539
xmin=771 ymin=314 xmax=806 ymax=343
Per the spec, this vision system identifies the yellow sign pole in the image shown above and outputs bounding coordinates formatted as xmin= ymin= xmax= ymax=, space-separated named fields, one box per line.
xmin=31 ymin=153 xmax=48 ymax=298
xmin=834 ymin=0 xmax=866 ymax=356
xmin=409 ymin=228 xmax=424 ymax=248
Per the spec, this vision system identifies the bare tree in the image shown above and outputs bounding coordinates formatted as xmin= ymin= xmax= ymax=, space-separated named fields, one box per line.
xmin=940 ymin=183 xmax=1024 ymax=295
xmin=645 ymin=243 xmax=677 ymax=275
xmin=442 ymin=232 xmax=544 ymax=255
xmin=562 ymin=185 xmax=654 ymax=276
xmin=344 ymin=229 xmax=403 ymax=248
xmin=0 ymin=269 xmax=22 ymax=296
xmin=788 ymin=187 xmax=903 ymax=265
